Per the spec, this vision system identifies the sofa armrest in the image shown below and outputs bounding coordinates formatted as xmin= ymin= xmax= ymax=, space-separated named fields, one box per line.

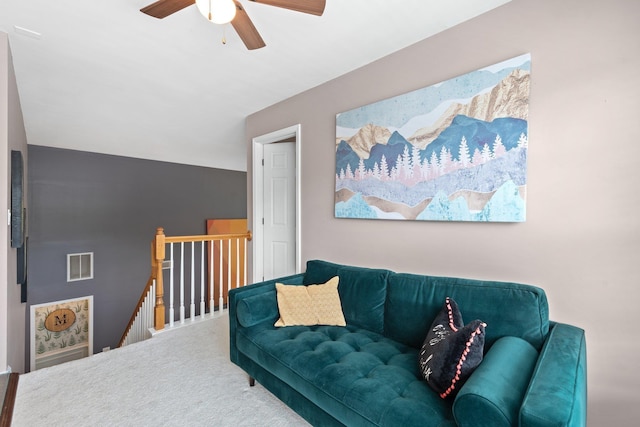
xmin=453 ymin=336 xmax=539 ymax=427
xmin=520 ymin=323 xmax=587 ymax=427
xmin=228 ymin=273 xmax=304 ymax=364
xmin=236 ymin=290 xmax=279 ymax=328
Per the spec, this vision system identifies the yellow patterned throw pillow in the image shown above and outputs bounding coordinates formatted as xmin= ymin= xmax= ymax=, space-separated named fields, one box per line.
xmin=274 ymin=276 xmax=346 ymax=327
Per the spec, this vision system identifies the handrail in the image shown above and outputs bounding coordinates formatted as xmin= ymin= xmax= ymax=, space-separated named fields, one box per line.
xmin=117 ymin=274 xmax=156 ymax=348
xmin=165 ymin=232 xmax=253 ymax=243
xmin=118 ymin=240 xmax=159 ymax=348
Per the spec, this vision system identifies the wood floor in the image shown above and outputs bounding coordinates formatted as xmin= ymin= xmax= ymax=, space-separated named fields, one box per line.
xmin=0 ymin=372 xmax=18 ymax=427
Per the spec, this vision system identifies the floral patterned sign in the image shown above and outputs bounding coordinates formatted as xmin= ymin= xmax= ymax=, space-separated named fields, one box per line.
xmin=31 ymin=296 xmax=93 ymax=370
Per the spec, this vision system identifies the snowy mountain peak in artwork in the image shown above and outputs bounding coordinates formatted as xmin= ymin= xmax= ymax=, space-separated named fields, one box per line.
xmin=345 ymin=123 xmax=391 ymax=159
xmin=408 ymin=69 xmax=530 ymax=150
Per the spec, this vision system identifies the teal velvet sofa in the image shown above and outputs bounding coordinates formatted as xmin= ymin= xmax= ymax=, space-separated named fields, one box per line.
xmin=229 ymin=260 xmax=587 ymax=426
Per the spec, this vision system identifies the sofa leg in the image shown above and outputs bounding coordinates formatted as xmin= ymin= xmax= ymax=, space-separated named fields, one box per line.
xmin=249 ymin=377 xmax=255 ymax=387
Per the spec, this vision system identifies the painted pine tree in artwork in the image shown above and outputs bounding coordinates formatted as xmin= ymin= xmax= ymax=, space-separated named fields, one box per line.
xmin=481 ymin=143 xmax=492 ymax=162
xmin=459 ymin=136 xmax=471 ymax=168
xmin=380 ymin=155 xmax=389 ymax=181
xmin=493 ymin=134 xmax=507 ymax=158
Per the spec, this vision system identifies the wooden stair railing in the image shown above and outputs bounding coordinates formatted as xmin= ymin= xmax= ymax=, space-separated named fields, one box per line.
xmin=119 ymin=227 xmax=252 ymax=348
xmin=118 ymin=275 xmax=157 ymax=347
xmin=118 ymin=232 xmax=163 ymax=347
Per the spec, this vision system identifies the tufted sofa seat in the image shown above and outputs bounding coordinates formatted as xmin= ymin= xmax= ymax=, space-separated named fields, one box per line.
xmin=229 ymin=260 xmax=587 ymax=427
xmin=237 ymin=324 xmax=453 ymax=425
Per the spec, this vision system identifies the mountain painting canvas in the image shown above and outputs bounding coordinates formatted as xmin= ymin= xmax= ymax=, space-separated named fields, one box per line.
xmin=335 ymin=54 xmax=531 ymax=222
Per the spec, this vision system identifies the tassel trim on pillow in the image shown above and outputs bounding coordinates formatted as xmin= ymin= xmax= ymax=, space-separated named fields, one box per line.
xmin=439 ymin=321 xmax=487 ymax=398
xmin=445 ymin=297 xmax=459 ymax=332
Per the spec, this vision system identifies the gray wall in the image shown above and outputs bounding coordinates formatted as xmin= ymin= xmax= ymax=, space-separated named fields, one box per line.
xmin=246 ymin=0 xmax=640 ymax=424
xmin=27 ymin=145 xmax=246 ymax=362
xmin=1 ymin=32 xmax=27 ymax=373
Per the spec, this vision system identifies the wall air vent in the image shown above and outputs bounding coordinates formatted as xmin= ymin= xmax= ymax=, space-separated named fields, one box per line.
xmin=67 ymin=252 xmax=94 ymax=282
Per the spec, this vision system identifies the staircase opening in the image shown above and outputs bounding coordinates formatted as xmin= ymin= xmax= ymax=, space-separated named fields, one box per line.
xmin=119 ymin=226 xmax=252 ymax=347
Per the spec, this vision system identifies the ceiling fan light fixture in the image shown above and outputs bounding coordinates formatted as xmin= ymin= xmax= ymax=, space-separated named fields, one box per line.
xmin=195 ymin=0 xmax=237 ymax=25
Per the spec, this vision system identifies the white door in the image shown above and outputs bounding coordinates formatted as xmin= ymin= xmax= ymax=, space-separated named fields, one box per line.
xmin=263 ymin=142 xmax=296 ymax=280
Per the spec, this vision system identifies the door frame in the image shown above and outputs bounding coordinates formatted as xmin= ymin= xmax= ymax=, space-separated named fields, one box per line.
xmin=252 ymin=124 xmax=301 ymax=282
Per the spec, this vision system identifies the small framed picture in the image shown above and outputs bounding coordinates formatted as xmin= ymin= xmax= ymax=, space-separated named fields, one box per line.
xmin=30 ymin=296 xmax=93 ymax=371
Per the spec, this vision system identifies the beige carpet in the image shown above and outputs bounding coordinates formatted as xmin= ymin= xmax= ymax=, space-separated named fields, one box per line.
xmin=13 ymin=314 xmax=309 ymax=426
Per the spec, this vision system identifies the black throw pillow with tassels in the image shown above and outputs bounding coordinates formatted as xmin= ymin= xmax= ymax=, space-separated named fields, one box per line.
xmin=418 ymin=297 xmax=486 ymax=398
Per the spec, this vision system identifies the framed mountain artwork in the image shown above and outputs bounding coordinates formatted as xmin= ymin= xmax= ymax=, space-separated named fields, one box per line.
xmin=335 ymin=54 xmax=530 ymax=222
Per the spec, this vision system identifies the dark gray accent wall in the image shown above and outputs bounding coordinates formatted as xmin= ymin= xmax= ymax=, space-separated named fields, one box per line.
xmin=27 ymin=145 xmax=246 ymax=362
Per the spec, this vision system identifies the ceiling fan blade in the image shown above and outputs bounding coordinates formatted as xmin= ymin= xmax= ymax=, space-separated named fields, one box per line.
xmin=231 ymin=1 xmax=266 ymax=50
xmin=140 ymin=0 xmax=195 ymax=19
xmin=249 ymin=0 xmax=326 ymax=16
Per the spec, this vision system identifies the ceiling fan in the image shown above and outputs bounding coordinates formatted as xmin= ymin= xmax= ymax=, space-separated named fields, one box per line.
xmin=140 ymin=0 xmax=326 ymax=50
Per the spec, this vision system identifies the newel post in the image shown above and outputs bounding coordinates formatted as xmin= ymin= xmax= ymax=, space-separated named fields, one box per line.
xmin=154 ymin=227 xmax=166 ymax=331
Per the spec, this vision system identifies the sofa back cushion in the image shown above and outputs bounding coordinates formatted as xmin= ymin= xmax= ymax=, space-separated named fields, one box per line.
xmin=384 ymin=273 xmax=549 ymax=350
xmin=304 ymin=260 xmax=389 ymax=334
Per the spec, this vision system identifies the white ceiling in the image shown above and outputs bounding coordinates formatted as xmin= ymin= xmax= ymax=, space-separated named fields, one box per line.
xmin=1 ymin=0 xmax=510 ymax=171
